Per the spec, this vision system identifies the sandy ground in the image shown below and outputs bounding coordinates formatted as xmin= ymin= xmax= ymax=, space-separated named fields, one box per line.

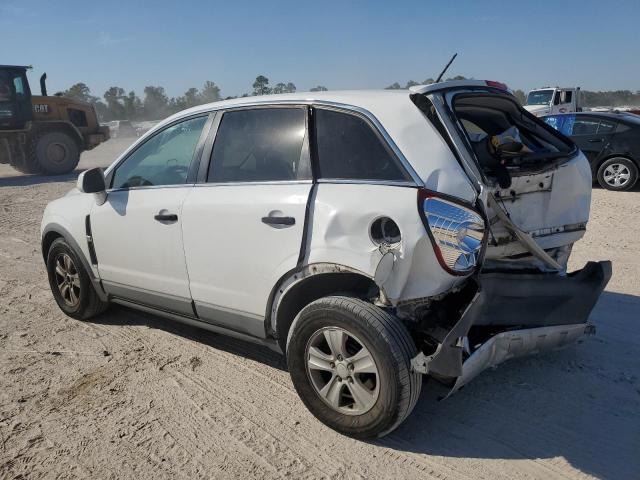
xmin=0 ymin=138 xmax=638 ymax=480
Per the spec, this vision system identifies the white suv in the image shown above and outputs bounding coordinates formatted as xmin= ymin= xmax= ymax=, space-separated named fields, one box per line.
xmin=41 ymin=81 xmax=611 ymax=438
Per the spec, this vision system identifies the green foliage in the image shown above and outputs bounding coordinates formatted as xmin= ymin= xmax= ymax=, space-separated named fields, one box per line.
xmin=63 ymin=83 xmax=99 ymax=104
xmin=65 ymin=74 xmax=640 ymax=122
xmin=253 ymin=75 xmax=271 ymax=95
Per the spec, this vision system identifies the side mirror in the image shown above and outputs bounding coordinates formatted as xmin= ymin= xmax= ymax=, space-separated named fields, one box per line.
xmin=77 ymin=168 xmax=107 ymax=205
xmin=77 ymin=167 xmax=106 ymax=193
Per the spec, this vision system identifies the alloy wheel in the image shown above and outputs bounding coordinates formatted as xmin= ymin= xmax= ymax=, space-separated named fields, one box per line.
xmin=305 ymin=327 xmax=380 ymax=415
xmin=54 ymin=253 xmax=80 ymax=307
xmin=603 ymin=163 xmax=631 ymax=188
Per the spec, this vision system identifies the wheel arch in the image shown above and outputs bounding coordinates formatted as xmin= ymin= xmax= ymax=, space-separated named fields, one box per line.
xmin=31 ymin=121 xmax=85 ymax=150
xmin=41 ymin=223 xmax=108 ymax=301
xmin=596 ymin=153 xmax=639 ymax=170
xmin=267 ymin=264 xmax=381 ymax=353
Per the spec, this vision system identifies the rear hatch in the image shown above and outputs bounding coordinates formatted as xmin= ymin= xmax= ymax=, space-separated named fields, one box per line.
xmin=412 ymin=84 xmax=592 ymax=272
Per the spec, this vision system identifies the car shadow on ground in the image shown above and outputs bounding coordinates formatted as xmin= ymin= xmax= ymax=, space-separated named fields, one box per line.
xmin=88 ymin=291 xmax=639 ymax=479
xmin=0 ymin=169 xmax=82 ymax=187
xmin=91 ymin=305 xmax=287 ymax=372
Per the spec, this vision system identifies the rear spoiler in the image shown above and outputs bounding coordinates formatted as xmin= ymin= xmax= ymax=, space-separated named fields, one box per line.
xmin=410 ymin=80 xmax=512 ymax=95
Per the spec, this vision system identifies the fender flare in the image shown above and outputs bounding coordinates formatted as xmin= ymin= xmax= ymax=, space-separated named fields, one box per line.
xmin=41 ymin=223 xmax=108 ymax=302
xmin=266 ymin=263 xmax=381 ymax=350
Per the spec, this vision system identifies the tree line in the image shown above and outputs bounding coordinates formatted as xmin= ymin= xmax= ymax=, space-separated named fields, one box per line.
xmin=62 ymin=75 xmax=328 ymax=121
xmin=61 ymin=74 xmax=639 ymax=122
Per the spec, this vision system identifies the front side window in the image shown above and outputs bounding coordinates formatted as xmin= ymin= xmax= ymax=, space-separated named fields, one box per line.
xmin=13 ymin=76 xmax=25 ymax=96
xmin=112 ymin=115 xmax=207 ymax=189
xmin=208 ymin=108 xmax=309 ymax=182
xmin=314 ymin=108 xmax=410 ymax=181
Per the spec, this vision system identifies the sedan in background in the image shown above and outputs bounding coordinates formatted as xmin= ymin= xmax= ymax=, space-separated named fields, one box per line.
xmin=542 ymin=112 xmax=640 ymax=191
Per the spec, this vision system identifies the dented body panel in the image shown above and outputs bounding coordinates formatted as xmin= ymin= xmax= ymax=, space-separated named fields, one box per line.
xmin=42 ymin=83 xmax=611 ymax=395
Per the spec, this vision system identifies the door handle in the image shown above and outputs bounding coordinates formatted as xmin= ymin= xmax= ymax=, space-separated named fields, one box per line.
xmin=588 ymin=138 xmax=604 ymax=143
xmin=154 ymin=213 xmax=178 ymax=222
xmin=262 ymin=216 xmax=295 ymax=226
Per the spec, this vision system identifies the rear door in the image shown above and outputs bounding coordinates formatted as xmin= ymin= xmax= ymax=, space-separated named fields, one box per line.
xmin=569 ymin=116 xmax=617 ymax=167
xmin=181 ymin=106 xmax=312 ymax=337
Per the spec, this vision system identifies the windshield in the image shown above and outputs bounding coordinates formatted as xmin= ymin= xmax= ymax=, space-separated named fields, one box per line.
xmin=526 ymin=90 xmax=554 ymax=106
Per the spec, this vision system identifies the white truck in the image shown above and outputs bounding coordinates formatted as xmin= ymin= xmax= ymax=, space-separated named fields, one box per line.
xmin=524 ymin=87 xmax=582 ymax=116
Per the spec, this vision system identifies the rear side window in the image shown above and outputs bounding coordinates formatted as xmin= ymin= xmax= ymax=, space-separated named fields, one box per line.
xmin=597 ymin=119 xmax=616 ymax=134
xmin=208 ymin=108 xmax=310 ymax=183
xmin=314 ymin=109 xmax=410 ymax=181
xmin=571 ymin=118 xmax=600 ymax=135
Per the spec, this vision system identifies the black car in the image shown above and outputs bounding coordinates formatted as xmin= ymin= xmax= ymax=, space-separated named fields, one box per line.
xmin=542 ymin=112 xmax=640 ymax=191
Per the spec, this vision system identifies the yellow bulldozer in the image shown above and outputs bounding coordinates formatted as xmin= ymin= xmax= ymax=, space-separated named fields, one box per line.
xmin=0 ymin=65 xmax=109 ymax=174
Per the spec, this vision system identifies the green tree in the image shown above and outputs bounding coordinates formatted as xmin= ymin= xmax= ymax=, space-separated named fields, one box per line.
xmin=122 ymin=90 xmax=143 ymax=119
xmin=103 ymin=86 xmax=126 ymax=119
xmin=310 ymin=86 xmax=328 ymax=92
xmin=63 ymin=83 xmax=99 ymax=103
xmin=385 ymin=82 xmax=402 ymax=90
xmin=143 ymin=86 xmax=170 ymax=119
xmin=272 ymin=82 xmax=287 ymax=94
xmin=405 ymin=80 xmax=419 ymax=88
xmin=253 ymin=75 xmax=271 ymax=95
xmin=199 ymin=81 xmax=221 ymax=103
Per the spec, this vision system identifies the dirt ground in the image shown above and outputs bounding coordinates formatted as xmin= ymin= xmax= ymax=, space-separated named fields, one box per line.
xmin=0 ymin=138 xmax=638 ymax=480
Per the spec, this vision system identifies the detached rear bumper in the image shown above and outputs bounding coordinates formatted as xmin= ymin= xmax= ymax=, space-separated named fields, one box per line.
xmin=413 ymin=261 xmax=612 ymax=387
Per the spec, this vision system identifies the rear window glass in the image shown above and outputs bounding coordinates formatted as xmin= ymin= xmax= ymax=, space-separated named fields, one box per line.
xmin=208 ymin=108 xmax=310 ymax=183
xmin=314 ymin=109 xmax=410 ymax=181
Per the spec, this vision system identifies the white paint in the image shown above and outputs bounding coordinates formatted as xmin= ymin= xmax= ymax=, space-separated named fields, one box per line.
xmin=90 ymin=187 xmax=192 ymax=299
xmin=181 ymin=183 xmax=312 ymax=316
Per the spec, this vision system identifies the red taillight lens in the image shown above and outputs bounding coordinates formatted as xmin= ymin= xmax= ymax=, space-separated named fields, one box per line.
xmin=485 ymin=80 xmax=508 ymax=91
xmin=417 ymin=189 xmax=486 ymax=276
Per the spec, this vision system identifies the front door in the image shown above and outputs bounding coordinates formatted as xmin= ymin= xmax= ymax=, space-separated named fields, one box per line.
xmin=91 ymin=115 xmax=209 ymax=316
xmin=181 ymin=107 xmax=312 ymax=337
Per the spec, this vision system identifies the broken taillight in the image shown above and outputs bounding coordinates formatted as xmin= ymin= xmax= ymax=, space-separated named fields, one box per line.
xmin=417 ymin=189 xmax=485 ymax=276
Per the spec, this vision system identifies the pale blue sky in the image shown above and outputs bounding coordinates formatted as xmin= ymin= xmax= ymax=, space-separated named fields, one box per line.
xmin=1 ymin=0 xmax=639 ymax=98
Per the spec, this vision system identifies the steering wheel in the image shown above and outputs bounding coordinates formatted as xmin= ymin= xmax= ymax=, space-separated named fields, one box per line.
xmin=122 ymin=175 xmax=153 ymax=188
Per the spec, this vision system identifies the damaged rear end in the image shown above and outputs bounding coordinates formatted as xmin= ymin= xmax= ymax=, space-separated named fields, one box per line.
xmin=407 ymin=81 xmax=612 ymax=391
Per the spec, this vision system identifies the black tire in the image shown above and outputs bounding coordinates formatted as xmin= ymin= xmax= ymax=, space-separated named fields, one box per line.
xmin=286 ymin=296 xmax=421 ymax=439
xmin=9 ymin=135 xmax=43 ymax=174
xmin=596 ymin=157 xmax=638 ymax=191
xmin=34 ymin=131 xmax=80 ymax=175
xmin=46 ymin=238 xmax=108 ymax=320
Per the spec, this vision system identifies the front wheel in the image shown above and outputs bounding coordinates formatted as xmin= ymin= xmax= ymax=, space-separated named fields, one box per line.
xmin=596 ymin=157 xmax=638 ymax=191
xmin=46 ymin=238 xmax=109 ymax=320
xmin=286 ymin=296 xmax=422 ymax=439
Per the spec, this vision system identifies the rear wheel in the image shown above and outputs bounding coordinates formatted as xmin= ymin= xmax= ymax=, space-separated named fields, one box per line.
xmin=46 ymin=238 xmax=108 ymax=320
xmin=287 ymin=296 xmax=421 ymax=438
xmin=34 ymin=132 xmax=80 ymax=175
xmin=596 ymin=157 xmax=638 ymax=191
